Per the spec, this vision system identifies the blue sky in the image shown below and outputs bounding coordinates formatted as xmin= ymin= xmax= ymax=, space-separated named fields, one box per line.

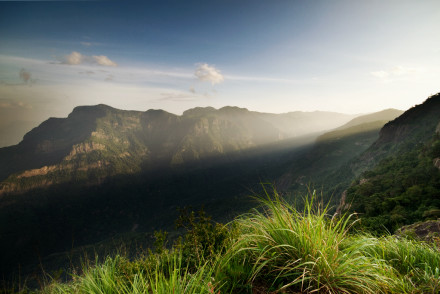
xmin=0 ymin=0 xmax=439 ymax=133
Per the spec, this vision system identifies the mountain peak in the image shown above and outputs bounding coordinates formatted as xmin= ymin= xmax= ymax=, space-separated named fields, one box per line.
xmin=218 ymin=106 xmax=249 ymax=114
xmin=182 ymin=107 xmax=217 ymax=117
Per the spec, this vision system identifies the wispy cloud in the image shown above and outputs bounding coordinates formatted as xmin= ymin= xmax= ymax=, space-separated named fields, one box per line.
xmin=370 ymin=70 xmax=389 ymax=79
xmin=391 ymin=66 xmax=417 ymax=76
xmin=225 ymin=74 xmax=299 ymax=83
xmin=93 ymin=55 xmax=117 ymax=66
xmin=194 ymin=63 xmax=224 ymax=85
xmin=157 ymin=92 xmax=197 ymax=102
xmin=62 ymin=51 xmax=117 ymax=67
xmin=371 ymin=66 xmax=418 ymax=80
xmin=0 ymin=99 xmax=32 ymax=109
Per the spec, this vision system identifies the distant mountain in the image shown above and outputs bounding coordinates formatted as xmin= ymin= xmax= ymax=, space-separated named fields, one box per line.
xmin=0 ymin=105 xmax=355 ymax=195
xmin=334 ymin=109 xmax=403 ymax=130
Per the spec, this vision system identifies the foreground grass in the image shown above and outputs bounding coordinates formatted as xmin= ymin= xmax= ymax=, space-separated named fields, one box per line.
xmin=23 ymin=190 xmax=440 ymax=293
xmin=43 ymin=252 xmax=220 ymax=294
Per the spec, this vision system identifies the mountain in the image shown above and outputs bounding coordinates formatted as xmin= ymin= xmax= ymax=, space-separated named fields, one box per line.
xmin=337 ymin=93 xmax=440 ymax=233
xmin=334 ymin=109 xmax=403 ymax=130
xmin=0 ymin=105 xmax=355 ymax=195
xmin=276 ymin=108 xmax=403 ymax=195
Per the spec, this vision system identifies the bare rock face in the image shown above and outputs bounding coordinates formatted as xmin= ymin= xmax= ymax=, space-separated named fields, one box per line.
xmin=17 ymin=165 xmax=57 ymax=178
xmin=396 ymin=220 xmax=440 ymax=247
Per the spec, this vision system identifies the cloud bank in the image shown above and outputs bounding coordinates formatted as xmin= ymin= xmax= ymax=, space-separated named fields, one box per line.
xmin=63 ymin=51 xmax=117 ymax=67
xmin=194 ymin=63 xmax=224 ymax=85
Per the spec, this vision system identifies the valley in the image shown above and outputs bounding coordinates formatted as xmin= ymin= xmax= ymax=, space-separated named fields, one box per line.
xmin=1 ymin=93 xmax=439 ymax=291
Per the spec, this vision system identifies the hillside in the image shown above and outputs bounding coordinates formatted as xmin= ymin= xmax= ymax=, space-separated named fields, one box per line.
xmin=334 ymin=109 xmax=403 ymax=130
xmin=276 ymin=108 xmax=403 ymax=196
xmin=339 ymin=93 xmax=440 ymax=233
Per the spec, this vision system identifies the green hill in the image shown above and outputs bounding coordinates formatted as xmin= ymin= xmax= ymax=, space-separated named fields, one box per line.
xmin=339 ymin=93 xmax=440 ymax=233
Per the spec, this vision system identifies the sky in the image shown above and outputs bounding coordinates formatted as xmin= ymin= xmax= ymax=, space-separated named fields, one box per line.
xmin=0 ymin=0 xmax=439 ymax=138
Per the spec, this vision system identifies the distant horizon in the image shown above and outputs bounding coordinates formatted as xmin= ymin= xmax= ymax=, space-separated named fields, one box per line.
xmin=0 ymin=100 xmax=409 ymax=148
xmin=1 ymin=0 xmax=439 ymax=132
xmin=13 ymin=102 xmax=409 ymax=121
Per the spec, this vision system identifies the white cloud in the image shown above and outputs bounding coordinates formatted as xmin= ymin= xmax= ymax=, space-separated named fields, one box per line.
xmin=194 ymin=63 xmax=224 ymax=85
xmin=64 ymin=51 xmax=83 ymax=65
xmin=62 ymin=51 xmax=117 ymax=67
xmin=371 ymin=66 xmax=418 ymax=79
xmin=225 ymin=74 xmax=298 ymax=83
xmin=93 ymin=55 xmax=117 ymax=66
xmin=370 ymin=70 xmax=389 ymax=79
xmin=391 ymin=66 xmax=417 ymax=76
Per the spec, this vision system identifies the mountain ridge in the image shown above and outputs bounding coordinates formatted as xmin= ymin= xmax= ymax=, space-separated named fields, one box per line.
xmin=0 ymin=105 xmax=357 ymax=195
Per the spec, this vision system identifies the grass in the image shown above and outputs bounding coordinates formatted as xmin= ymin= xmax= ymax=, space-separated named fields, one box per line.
xmin=13 ymin=188 xmax=440 ymax=293
xmin=222 ymin=190 xmax=395 ymax=293
xmin=42 ymin=252 xmax=221 ymax=294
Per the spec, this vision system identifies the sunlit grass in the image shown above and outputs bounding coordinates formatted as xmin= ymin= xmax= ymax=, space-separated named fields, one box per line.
xmin=221 ymin=189 xmax=395 ymax=293
xmin=43 ymin=252 xmax=221 ymax=294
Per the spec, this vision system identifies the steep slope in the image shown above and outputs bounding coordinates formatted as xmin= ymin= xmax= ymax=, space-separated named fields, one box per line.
xmin=0 ymin=105 xmax=148 ymax=194
xmin=338 ymin=93 xmax=440 ymax=233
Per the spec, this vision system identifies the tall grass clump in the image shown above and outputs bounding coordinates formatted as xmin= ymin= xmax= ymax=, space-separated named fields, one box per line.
xmin=43 ymin=251 xmax=221 ymax=294
xmin=222 ymin=189 xmax=395 ymax=293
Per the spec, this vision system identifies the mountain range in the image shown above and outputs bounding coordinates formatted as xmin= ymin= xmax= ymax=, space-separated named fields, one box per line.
xmin=0 ymin=106 xmax=356 ymax=195
xmin=1 ymin=93 xmax=439 ymax=283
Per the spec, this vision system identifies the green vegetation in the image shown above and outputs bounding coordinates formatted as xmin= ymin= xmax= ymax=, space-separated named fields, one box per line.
xmin=344 ymin=131 xmax=440 ymax=234
xmin=14 ymin=189 xmax=439 ymax=294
